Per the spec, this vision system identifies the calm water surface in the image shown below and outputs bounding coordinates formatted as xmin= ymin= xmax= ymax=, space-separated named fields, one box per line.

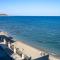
xmin=0 ymin=16 xmax=60 ymax=56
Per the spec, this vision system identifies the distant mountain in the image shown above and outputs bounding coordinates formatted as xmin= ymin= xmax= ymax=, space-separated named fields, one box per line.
xmin=0 ymin=14 xmax=7 ymax=16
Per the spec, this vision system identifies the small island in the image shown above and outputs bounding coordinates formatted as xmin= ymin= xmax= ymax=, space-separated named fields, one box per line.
xmin=0 ymin=14 xmax=7 ymax=16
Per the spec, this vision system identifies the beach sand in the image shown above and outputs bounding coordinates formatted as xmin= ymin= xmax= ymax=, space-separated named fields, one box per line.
xmin=12 ymin=41 xmax=60 ymax=60
xmin=12 ymin=41 xmax=48 ymax=59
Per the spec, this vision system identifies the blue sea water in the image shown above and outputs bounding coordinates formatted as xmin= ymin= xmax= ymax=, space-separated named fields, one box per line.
xmin=0 ymin=16 xmax=60 ymax=56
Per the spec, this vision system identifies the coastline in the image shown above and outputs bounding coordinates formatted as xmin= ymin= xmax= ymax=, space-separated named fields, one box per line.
xmin=13 ymin=40 xmax=48 ymax=59
xmin=0 ymin=31 xmax=60 ymax=60
xmin=13 ymin=40 xmax=60 ymax=60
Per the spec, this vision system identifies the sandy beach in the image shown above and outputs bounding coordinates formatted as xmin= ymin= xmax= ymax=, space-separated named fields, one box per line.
xmin=11 ymin=40 xmax=60 ymax=60
xmin=12 ymin=41 xmax=48 ymax=60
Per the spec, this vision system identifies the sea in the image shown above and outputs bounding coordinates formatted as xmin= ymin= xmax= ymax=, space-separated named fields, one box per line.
xmin=0 ymin=16 xmax=60 ymax=56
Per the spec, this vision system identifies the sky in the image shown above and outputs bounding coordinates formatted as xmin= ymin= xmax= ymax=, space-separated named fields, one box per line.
xmin=0 ymin=0 xmax=60 ymax=16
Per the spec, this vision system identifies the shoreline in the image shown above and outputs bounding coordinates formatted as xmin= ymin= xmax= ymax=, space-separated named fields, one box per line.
xmin=13 ymin=40 xmax=60 ymax=60
xmin=14 ymin=38 xmax=60 ymax=56
xmin=0 ymin=31 xmax=60 ymax=60
xmin=15 ymin=40 xmax=60 ymax=56
xmin=13 ymin=40 xmax=48 ymax=59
